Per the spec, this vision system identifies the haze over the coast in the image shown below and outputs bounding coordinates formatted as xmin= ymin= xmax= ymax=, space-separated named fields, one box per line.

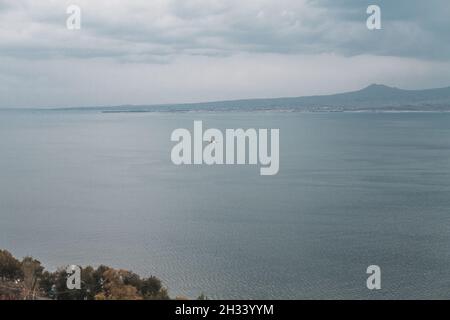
xmin=1 ymin=0 xmax=450 ymax=108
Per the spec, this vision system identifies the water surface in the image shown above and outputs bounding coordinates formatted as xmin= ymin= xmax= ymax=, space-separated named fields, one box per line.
xmin=1 ymin=110 xmax=450 ymax=299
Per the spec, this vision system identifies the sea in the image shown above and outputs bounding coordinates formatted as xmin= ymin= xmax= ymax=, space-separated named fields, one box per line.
xmin=1 ymin=109 xmax=450 ymax=299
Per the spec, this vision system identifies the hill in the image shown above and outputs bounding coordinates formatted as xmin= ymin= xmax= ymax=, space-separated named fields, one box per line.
xmin=53 ymin=84 xmax=450 ymax=113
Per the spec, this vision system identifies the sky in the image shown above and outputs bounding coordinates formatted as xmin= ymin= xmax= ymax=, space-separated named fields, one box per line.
xmin=1 ymin=0 xmax=450 ymax=108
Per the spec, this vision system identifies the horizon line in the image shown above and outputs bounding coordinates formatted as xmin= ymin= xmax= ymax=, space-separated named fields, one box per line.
xmin=2 ymin=83 xmax=450 ymax=110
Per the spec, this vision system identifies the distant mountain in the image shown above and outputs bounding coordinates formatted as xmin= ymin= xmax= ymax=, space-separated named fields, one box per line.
xmin=60 ymin=84 xmax=450 ymax=113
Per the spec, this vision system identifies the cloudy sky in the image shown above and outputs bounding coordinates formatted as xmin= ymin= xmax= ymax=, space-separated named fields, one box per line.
xmin=1 ymin=0 xmax=450 ymax=108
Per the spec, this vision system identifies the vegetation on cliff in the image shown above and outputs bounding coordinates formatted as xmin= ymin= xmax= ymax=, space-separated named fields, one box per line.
xmin=0 ymin=249 xmax=170 ymax=300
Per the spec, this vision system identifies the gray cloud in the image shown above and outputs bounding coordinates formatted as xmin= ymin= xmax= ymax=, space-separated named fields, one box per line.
xmin=310 ymin=0 xmax=450 ymax=60
xmin=1 ymin=0 xmax=448 ymax=62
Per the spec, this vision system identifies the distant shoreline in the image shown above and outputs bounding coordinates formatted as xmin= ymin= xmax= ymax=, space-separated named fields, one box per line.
xmin=2 ymin=108 xmax=450 ymax=114
xmin=2 ymin=84 xmax=450 ymax=113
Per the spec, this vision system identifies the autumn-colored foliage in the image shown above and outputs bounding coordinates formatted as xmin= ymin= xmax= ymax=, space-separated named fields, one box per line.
xmin=0 ymin=249 xmax=170 ymax=300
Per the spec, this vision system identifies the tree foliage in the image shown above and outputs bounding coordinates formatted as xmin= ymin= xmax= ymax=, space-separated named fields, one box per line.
xmin=21 ymin=256 xmax=44 ymax=299
xmin=0 ymin=249 xmax=174 ymax=300
xmin=0 ymin=249 xmax=22 ymax=281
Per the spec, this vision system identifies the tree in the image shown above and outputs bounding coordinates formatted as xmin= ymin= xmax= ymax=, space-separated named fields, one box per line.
xmin=81 ymin=265 xmax=97 ymax=300
xmin=197 ymin=293 xmax=209 ymax=300
xmin=53 ymin=267 xmax=86 ymax=300
xmin=0 ymin=250 xmax=22 ymax=281
xmin=147 ymin=287 xmax=169 ymax=300
xmin=57 ymin=265 xmax=98 ymax=300
xmin=121 ymin=270 xmax=142 ymax=291
xmin=21 ymin=256 xmax=44 ymax=299
xmin=95 ymin=268 xmax=142 ymax=300
xmin=39 ymin=271 xmax=56 ymax=298
xmin=141 ymin=276 xmax=169 ymax=300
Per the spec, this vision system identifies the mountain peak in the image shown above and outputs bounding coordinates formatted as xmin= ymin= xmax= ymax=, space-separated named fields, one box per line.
xmin=363 ymin=84 xmax=398 ymax=91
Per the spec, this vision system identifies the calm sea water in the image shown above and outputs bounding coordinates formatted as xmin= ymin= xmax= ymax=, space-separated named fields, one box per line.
xmin=1 ymin=110 xmax=450 ymax=299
